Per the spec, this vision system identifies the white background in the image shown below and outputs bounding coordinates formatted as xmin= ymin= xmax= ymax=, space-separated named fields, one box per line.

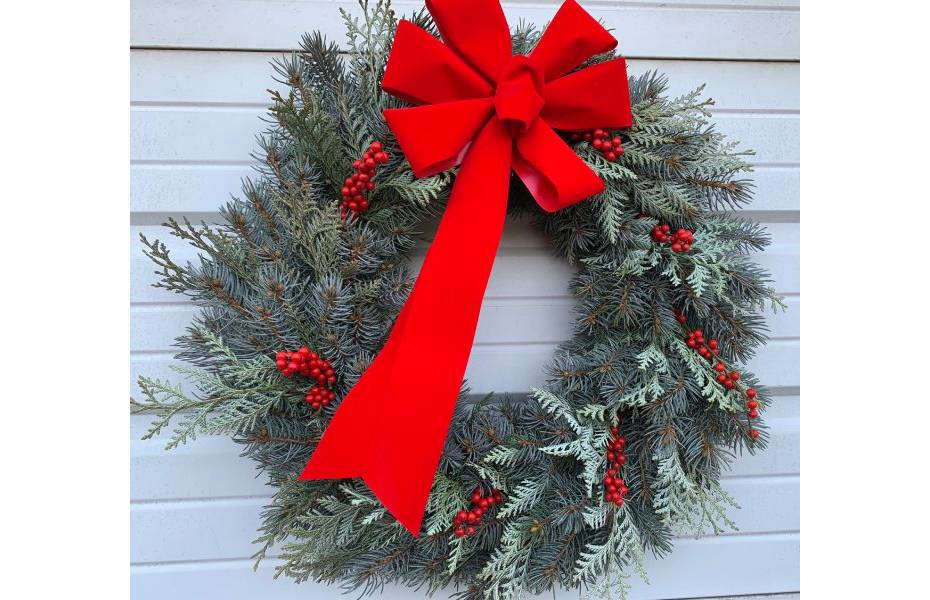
xmin=129 ymin=1 xmax=799 ymax=598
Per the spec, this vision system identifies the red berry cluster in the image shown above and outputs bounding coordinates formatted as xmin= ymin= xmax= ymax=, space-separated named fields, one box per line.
xmin=569 ymin=129 xmax=624 ymax=161
xmin=712 ymin=361 xmax=741 ymax=390
xmin=745 ymin=387 xmax=760 ymax=439
xmin=715 ymin=363 xmax=760 ymax=439
xmin=685 ymin=328 xmax=720 ymax=360
xmin=340 ymin=141 xmax=390 ymax=218
xmin=453 ymin=487 xmax=503 ymax=537
xmin=305 ymin=385 xmax=336 ymax=410
xmin=274 ymin=347 xmax=337 ymax=410
xmin=603 ymin=425 xmax=629 ymax=507
xmin=679 ymin=315 xmax=761 ymax=441
xmin=275 ymin=347 xmax=335 ymax=383
xmin=651 ymin=224 xmax=695 ymax=252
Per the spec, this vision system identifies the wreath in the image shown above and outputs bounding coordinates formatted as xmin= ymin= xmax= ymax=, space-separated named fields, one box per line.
xmin=133 ymin=0 xmax=783 ymax=598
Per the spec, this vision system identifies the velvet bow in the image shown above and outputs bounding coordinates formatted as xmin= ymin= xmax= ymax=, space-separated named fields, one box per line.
xmin=300 ymin=0 xmax=633 ymax=536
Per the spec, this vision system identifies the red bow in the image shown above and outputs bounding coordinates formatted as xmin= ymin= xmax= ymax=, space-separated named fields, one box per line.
xmin=300 ymin=0 xmax=633 ymax=535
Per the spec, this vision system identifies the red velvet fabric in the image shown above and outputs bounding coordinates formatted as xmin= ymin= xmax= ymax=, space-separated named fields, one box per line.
xmin=300 ymin=0 xmax=633 ymax=536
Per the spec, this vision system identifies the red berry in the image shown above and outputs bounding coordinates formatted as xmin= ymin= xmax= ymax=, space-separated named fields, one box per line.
xmin=747 ymin=400 xmax=758 ymax=410
xmin=748 ymin=408 xmax=759 ymax=419
xmin=749 ymin=429 xmax=760 ymax=440
xmin=729 ymin=371 xmax=740 ymax=381
xmin=746 ymin=388 xmax=757 ymax=399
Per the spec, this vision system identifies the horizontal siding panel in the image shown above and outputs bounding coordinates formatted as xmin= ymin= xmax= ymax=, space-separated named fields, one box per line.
xmin=131 ymin=476 xmax=798 ymax=563
xmin=131 ymin=405 xmax=799 ymax=502
xmin=130 ymin=221 xmax=800 ymax=304
xmin=131 ymin=337 xmax=798 ymax=396
xmin=130 ymin=107 xmax=798 ymax=165
xmin=130 ymin=533 xmax=798 ymax=599
xmin=132 ymin=426 xmax=271 ymax=502
xmin=131 ymin=295 xmax=799 ymax=352
xmin=462 ymin=337 xmax=798 ymax=393
xmin=132 ymin=163 xmax=799 ymax=214
xmin=131 ymin=1 xmax=799 ymax=60
xmin=131 ymin=50 xmax=800 ymax=110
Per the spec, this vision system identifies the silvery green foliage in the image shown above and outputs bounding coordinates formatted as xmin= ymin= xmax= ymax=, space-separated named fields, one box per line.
xmin=132 ymin=1 xmax=781 ymax=598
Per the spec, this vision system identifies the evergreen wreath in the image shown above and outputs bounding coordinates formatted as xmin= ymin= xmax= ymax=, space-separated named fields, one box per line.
xmin=132 ymin=1 xmax=784 ymax=597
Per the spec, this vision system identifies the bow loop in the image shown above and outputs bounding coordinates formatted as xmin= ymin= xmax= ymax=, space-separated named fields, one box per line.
xmin=512 ymin=119 xmax=605 ymax=212
xmin=529 ymin=0 xmax=618 ymax=81
xmin=385 ymin=98 xmax=495 ymax=177
xmin=426 ymin=0 xmax=512 ymax=82
xmin=541 ymin=58 xmax=633 ymax=131
xmin=383 ymin=20 xmax=493 ymax=105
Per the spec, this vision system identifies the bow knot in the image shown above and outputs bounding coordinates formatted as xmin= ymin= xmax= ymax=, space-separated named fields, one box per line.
xmin=494 ymin=56 xmax=544 ymax=133
xmin=300 ymin=0 xmax=634 ymax=537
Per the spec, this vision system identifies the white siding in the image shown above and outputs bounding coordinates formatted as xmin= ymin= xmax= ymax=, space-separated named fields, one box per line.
xmin=130 ymin=1 xmax=800 ymax=597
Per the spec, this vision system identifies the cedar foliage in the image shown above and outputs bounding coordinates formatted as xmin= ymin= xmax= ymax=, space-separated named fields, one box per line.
xmin=132 ymin=1 xmax=783 ymax=597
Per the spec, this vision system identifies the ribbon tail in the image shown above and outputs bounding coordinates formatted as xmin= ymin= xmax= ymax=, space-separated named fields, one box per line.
xmin=299 ymin=118 xmax=514 ymax=536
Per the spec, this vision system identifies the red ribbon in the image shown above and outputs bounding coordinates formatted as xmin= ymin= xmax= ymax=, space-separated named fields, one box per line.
xmin=300 ymin=0 xmax=633 ymax=535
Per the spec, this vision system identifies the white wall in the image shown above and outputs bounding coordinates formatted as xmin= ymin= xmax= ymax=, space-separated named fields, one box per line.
xmin=130 ymin=1 xmax=800 ymax=598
